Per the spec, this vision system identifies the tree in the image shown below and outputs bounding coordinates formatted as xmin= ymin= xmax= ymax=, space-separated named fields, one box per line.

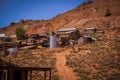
xmin=15 ymin=27 xmax=26 ymax=40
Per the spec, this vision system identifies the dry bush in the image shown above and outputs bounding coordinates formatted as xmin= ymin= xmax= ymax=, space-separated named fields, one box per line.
xmin=66 ymin=40 xmax=120 ymax=80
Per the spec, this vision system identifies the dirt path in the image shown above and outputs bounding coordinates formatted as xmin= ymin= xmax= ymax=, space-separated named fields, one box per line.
xmin=55 ymin=49 xmax=77 ymax=80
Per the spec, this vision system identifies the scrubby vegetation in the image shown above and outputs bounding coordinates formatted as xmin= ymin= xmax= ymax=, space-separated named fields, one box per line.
xmin=66 ymin=40 xmax=120 ymax=80
xmin=15 ymin=27 xmax=27 ymax=40
xmin=4 ymin=48 xmax=59 ymax=80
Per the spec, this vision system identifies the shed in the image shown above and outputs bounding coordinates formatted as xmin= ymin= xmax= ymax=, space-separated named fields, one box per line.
xmin=0 ymin=34 xmax=5 ymax=37
xmin=115 ymin=36 xmax=120 ymax=41
xmin=0 ymin=42 xmax=20 ymax=56
xmin=0 ymin=34 xmax=7 ymax=42
xmin=78 ymin=37 xmax=84 ymax=45
xmin=84 ymin=35 xmax=96 ymax=43
xmin=57 ymin=28 xmax=80 ymax=41
xmin=27 ymin=38 xmax=36 ymax=44
xmin=57 ymin=28 xmax=77 ymax=33
xmin=0 ymin=59 xmax=52 ymax=80
xmin=78 ymin=35 xmax=95 ymax=45
xmin=84 ymin=28 xmax=97 ymax=34
xmin=9 ymin=35 xmax=16 ymax=39
xmin=96 ymin=31 xmax=104 ymax=35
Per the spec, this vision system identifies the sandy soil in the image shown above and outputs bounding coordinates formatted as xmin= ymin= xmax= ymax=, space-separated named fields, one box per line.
xmin=55 ymin=49 xmax=77 ymax=80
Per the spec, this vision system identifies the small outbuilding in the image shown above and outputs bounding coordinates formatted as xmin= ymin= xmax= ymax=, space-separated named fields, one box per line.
xmin=57 ymin=28 xmax=80 ymax=40
xmin=78 ymin=35 xmax=96 ymax=45
xmin=0 ymin=34 xmax=7 ymax=42
xmin=84 ymin=28 xmax=97 ymax=35
xmin=57 ymin=28 xmax=80 ymax=46
xmin=0 ymin=59 xmax=52 ymax=80
xmin=0 ymin=42 xmax=20 ymax=56
xmin=96 ymin=31 xmax=104 ymax=35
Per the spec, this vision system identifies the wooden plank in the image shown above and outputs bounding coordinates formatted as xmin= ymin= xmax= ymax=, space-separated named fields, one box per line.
xmin=30 ymin=70 xmax=32 ymax=80
xmin=44 ymin=71 xmax=46 ymax=80
xmin=0 ymin=66 xmax=52 ymax=71
xmin=49 ymin=70 xmax=51 ymax=80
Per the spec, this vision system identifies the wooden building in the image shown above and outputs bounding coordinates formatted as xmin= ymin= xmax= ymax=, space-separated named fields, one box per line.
xmin=0 ymin=34 xmax=6 ymax=42
xmin=96 ymin=31 xmax=104 ymax=36
xmin=78 ymin=35 xmax=96 ymax=45
xmin=57 ymin=28 xmax=80 ymax=46
xmin=115 ymin=36 xmax=120 ymax=41
xmin=0 ymin=59 xmax=52 ymax=80
xmin=57 ymin=28 xmax=80 ymax=41
xmin=26 ymin=34 xmax=49 ymax=47
xmin=0 ymin=42 xmax=20 ymax=56
xmin=84 ymin=28 xmax=97 ymax=35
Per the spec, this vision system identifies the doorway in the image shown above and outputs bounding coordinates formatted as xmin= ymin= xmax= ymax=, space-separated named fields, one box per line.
xmin=13 ymin=71 xmax=21 ymax=80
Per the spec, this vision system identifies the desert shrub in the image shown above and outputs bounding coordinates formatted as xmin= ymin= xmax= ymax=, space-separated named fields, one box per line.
xmin=52 ymin=74 xmax=60 ymax=80
xmin=77 ymin=47 xmax=81 ymax=52
xmin=18 ymin=50 xmax=31 ymax=56
xmin=66 ymin=40 xmax=120 ymax=80
xmin=49 ymin=58 xmax=56 ymax=66
xmin=71 ymin=47 xmax=78 ymax=53
xmin=92 ymin=73 xmax=103 ymax=80
xmin=80 ymin=76 xmax=92 ymax=80
xmin=105 ymin=9 xmax=111 ymax=17
xmin=56 ymin=49 xmax=65 ymax=53
xmin=105 ymin=22 xmax=111 ymax=29
xmin=39 ymin=47 xmax=47 ymax=51
xmin=107 ymin=73 xmax=120 ymax=80
xmin=113 ymin=41 xmax=120 ymax=52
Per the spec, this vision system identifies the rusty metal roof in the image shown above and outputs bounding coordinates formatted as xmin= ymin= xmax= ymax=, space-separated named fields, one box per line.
xmin=57 ymin=28 xmax=77 ymax=32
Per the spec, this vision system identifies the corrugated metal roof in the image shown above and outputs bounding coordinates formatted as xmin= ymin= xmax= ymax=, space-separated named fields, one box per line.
xmin=57 ymin=28 xmax=77 ymax=32
xmin=0 ymin=34 xmax=5 ymax=37
xmin=85 ymin=28 xmax=96 ymax=30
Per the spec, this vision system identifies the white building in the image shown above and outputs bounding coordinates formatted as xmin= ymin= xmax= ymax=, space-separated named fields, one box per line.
xmin=0 ymin=34 xmax=6 ymax=37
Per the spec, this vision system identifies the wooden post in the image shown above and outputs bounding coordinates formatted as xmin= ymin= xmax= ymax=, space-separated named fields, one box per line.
xmin=44 ymin=71 xmax=46 ymax=80
xmin=0 ymin=70 xmax=2 ymax=80
xmin=21 ymin=71 xmax=25 ymax=80
xmin=30 ymin=70 xmax=32 ymax=80
xmin=49 ymin=70 xmax=51 ymax=80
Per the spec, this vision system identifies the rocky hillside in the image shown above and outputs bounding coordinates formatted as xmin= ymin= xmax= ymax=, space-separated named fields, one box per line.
xmin=0 ymin=0 xmax=120 ymax=36
xmin=66 ymin=39 xmax=120 ymax=80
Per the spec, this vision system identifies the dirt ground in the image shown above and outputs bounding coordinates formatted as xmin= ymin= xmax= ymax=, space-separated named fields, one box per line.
xmin=55 ymin=49 xmax=77 ymax=80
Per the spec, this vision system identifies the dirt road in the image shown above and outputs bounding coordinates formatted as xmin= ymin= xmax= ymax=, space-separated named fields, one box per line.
xmin=55 ymin=50 xmax=77 ymax=80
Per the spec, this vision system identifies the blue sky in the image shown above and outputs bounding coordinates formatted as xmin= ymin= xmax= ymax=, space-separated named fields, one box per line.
xmin=0 ymin=0 xmax=87 ymax=28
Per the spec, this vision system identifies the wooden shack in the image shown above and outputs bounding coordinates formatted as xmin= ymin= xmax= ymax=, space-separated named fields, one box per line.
xmin=84 ymin=28 xmax=97 ymax=35
xmin=26 ymin=34 xmax=49 ymax=47
xmin=78 ymin=35 xmax=96 ymax=45
xmin=0 ymin=59 xmax=52 ymax=80
xmin=96 ymin=31 xmax=104 ymax=35
xmin=27 ymin=37 xmax=36 ymax=44
xmin=0 ymin=42 xmax=20 ymax=56
xmin=115 ymin=36 xmax=120 ymax=41
xmin=57 ymin=28 xmax=80 ymax=46
xmin=0 ymin=34 xmax=6 ymax=42
xmin=8 ymin=35 xmax=17 ymax=41
xmin=57 ymin=28 xmax=80 ymax=40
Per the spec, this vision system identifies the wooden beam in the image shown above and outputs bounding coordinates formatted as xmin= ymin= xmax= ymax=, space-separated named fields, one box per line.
xmin=44 ymin=71 xmax=46 ymax=80
xmin=30 ymin=70 xmax=32 ymax=80
xmin=49 ymin=70 xmax=51 ymax=80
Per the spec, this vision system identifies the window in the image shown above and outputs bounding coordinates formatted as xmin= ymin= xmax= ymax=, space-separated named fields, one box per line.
xmin=2 ymin=70 xmax=8 ymax=80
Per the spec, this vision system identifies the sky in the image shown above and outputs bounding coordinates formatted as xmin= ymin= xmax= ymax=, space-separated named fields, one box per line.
xmin=0 ymin=0 xmax=87 ymax=28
